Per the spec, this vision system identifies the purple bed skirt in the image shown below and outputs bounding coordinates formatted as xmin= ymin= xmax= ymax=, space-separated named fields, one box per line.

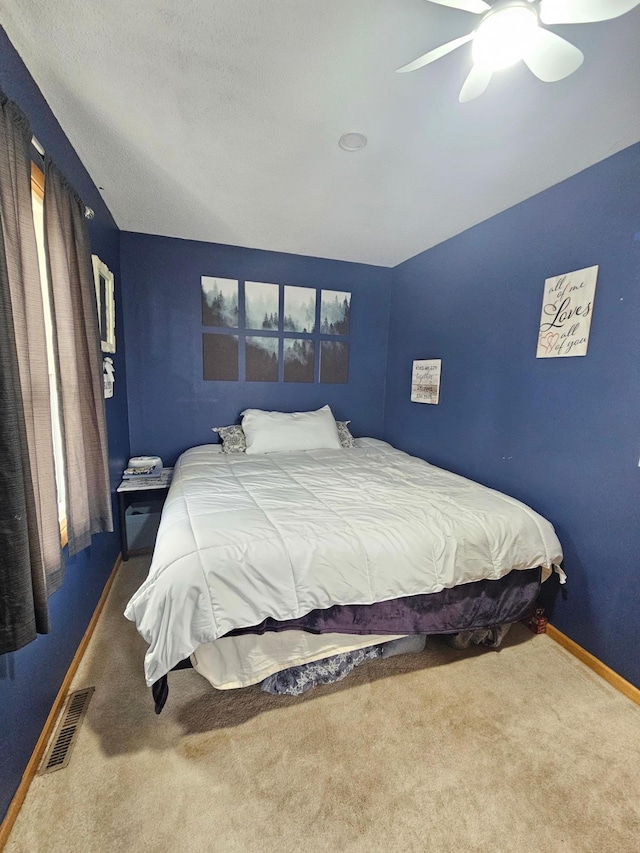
xmin=225 ymin=567 xmax=542 ymax=639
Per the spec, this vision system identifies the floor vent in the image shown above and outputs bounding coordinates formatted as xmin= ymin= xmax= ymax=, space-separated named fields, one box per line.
xmin=39 ymin=687 xmax=94 ymax=775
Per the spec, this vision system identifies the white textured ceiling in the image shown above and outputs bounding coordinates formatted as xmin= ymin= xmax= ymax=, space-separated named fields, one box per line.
xmin=2 ymin=0 xmax=639 ymax=266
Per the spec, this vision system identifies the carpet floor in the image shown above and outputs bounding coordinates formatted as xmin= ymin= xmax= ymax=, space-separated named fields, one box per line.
xmin=5 ymin=556 xmax=640 ymax=853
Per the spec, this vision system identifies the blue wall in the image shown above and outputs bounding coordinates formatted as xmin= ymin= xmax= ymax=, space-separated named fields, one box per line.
xmin=0 ymin=28 xmax=129 ymax=821
xmin=120 ymin=232 xmax=392 ymax=464
xmin=3 ymin=18 xmax=639 ymax=829
xmin=384 ymin=143 xmax=640 ymax=688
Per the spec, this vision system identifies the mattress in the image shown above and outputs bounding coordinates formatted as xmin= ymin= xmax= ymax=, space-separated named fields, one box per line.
xmin=125 ymin=438 xmax=563 ymax=686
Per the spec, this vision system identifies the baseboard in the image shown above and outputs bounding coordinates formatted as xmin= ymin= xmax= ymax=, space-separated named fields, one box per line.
xmin=0 ymin=553 xmax=122 ymax=851
xmin=547 ymin=624 xmax=640 ymax=707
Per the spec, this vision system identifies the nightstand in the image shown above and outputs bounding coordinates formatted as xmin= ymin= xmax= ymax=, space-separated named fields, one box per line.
xmin=117 ymin=467 xmax=173 ymax=561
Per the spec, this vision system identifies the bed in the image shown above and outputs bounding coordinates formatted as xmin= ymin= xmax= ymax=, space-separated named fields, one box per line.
xmin=125 ymin=424 xmax=564 ymax=706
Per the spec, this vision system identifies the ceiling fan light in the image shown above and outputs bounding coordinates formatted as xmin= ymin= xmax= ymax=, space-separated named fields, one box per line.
xmin=472 ymin=6 xmax=539 ymax=71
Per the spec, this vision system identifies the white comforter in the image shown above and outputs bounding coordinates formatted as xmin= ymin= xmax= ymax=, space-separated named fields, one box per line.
xmin=125 ymin=439 xmax=563 ymax=685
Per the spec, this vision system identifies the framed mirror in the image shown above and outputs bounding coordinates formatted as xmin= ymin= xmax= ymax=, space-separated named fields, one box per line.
xmin=92 ymin=254 xmax=116 ymax=353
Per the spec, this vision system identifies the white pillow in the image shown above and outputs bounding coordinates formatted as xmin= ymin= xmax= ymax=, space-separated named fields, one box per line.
xmin=241 ymin=405 xmax=342 ymax=454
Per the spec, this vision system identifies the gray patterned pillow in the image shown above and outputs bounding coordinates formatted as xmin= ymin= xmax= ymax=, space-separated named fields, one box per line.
xmin=212 ymin=424 xmax=247 ymax=453
xmin=213 ymin=420 xmax=354 ymax=452
xmin=336 ymin=420 xmax=355 ymax=448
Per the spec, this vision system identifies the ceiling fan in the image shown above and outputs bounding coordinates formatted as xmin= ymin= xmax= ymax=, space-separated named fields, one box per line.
xmin=396 ymin=0 xmax=640 ymax=102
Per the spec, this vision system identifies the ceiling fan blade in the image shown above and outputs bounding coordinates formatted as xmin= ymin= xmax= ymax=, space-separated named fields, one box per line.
xmin=539 ymin=0 xmax=640 ymax=25
xmin=458 ymin=64 xmax=493 ymax=102
xmin=522 ymin=27 xmax=584 ymax=82
xmin=426 ymin=0 xmax=490 ymax=13
xmin=396 ymin=33 xmax=474 ymax=73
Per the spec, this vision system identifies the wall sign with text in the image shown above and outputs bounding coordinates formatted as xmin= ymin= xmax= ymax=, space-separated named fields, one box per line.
xmin=411 ymin=359 xmax=441 ymax=404
xmin=536 ymin=265 xmax=598 ymax=359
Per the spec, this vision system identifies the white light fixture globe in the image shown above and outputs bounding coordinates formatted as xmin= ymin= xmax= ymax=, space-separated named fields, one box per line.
xmin=472 ymin=3 xmax=539 ymax=71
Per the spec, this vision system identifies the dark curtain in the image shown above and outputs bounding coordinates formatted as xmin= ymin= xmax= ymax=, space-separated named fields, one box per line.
xmin=0 ymin=94 xmax=61 ymax=653
xmin=44 ymin=159 xmax=113 ymax=554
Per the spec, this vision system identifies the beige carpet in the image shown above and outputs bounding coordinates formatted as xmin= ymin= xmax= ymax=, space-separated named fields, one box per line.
xmin=6 ymin=557 xmax=640 ymax=853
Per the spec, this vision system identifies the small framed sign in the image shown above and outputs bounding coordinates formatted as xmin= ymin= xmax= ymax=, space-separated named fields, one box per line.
xmin=411 ymin=359 xmax=441 ymax=404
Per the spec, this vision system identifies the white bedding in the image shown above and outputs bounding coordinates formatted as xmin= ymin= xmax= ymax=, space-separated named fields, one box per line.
xmin=125 ymin=438 xmax=563 ymax=686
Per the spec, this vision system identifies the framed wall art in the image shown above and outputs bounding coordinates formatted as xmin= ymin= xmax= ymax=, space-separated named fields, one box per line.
xmin=320 ymin=341 xmax=349 ymax=384
xmin=536 ymin=265 xmax=598 ymax=358
xmin=202 ymin=276 xmax=239 ymax=328
xmin=411 ymin=359 xmax=441 ymax=404
xmin=284 ymin=339 xmax=314 ymax=383
xmin=246 ymin=336 xmax=278 ymax=382
xmin=92 ymin=255 xmax=116 ymax=353
xmin=245 ymin=281 xmax=279 ymax=330
xmin=200 ymin=277 xmax=352 ymax=383
xmin=202 ymin=333 xmax=239 ymax=381
xmin=284 ymin=286 xmax=316 ymax=333
xmin=320 ymin=290 xmax=350 ymax=335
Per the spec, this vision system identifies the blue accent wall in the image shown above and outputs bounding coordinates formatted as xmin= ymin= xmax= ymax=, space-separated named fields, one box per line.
xmin=120 ymin=232 xmax=392 ymax=464
xmin=384 ymin=143 xmax=640 ymax=689
xmin=0 ymin=28 xmax=129 ymax=820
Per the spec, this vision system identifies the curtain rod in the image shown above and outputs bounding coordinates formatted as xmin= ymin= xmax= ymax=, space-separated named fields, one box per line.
xmin=31 ymin=134 xmax=95 ymax=220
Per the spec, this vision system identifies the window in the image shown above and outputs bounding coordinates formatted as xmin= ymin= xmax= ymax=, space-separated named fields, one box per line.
xmin=31 ymin=160 xmax=68 ymax=547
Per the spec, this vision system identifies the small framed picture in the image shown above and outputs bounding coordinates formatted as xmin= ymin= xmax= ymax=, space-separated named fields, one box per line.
xmin=92 ymin=255 xmax=115 ymax=353
xmin=411 ymin=359 xmax=441 ymax=404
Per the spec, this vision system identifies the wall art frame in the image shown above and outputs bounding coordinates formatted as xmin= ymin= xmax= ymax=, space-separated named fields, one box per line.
xmin=411 ymin=359 xmax=441 ymax=404
xmin=536 ymin=265 xmax=598 ymax=359
xmin=92 ymin=254 xmax=116 ymax=353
